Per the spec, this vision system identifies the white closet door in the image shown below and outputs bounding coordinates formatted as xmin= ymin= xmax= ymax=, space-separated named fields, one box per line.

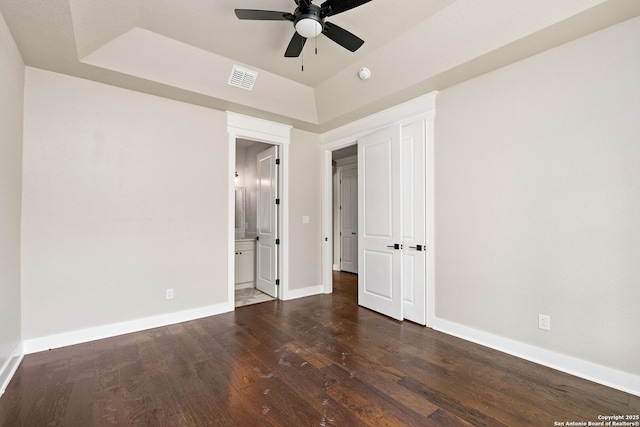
xmin=256 ymin=146 xmax=278 ymax=298
xmin=401 ymin=121 xmax=426 ymax=325
xmin=358 ymin=125 xmax=403 ymax=320
xmin=340 ymin=167 xmax=358 ymax=273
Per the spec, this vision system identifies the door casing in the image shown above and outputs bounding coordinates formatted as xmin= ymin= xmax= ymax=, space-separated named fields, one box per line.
xmin=227 ymin=113 xmax=291 ymax=307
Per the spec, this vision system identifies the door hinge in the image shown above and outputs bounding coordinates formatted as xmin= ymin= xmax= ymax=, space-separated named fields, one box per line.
xmin=275 ymin=198 xmax=280 ymax=205
xmin=276 ymin=239 xmax=280 ymax=245
xmin=276 ymin=159 xmax=280 ymax=165
xmin=276 ymin=279 xmax=280 ymax=286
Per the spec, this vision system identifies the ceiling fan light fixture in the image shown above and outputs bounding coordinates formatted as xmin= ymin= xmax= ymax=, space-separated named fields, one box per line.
xmin=295 ymin=18 xmax=322 ymax=38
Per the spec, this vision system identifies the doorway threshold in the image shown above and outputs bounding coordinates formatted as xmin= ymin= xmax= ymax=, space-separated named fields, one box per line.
xmin=235 ymin=288 xmax=275 ymax=307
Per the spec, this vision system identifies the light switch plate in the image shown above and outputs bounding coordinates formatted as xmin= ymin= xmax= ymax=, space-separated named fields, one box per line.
xmin=538 ymin=314 xmax=550 ymax=331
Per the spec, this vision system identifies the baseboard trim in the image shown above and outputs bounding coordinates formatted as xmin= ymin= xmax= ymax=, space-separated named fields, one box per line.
xmin=283 ymin=285 xmax=323 ymax=301
xmin=0 ymin=342 xmax=24 ymax=397
xmin=431 ymin=317 xmax=640 ymax=397
xmin=23 ymin=302 xmax=234 ymax=355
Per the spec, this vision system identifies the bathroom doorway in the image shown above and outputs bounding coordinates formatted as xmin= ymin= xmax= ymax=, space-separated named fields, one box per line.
xmin=227 ymin=112 xmax=291 ymax=309
xmin=234 ymin=138 xmax=278 ymax=307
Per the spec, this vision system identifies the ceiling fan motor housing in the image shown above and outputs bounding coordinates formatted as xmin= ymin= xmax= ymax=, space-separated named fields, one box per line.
xmin=294 ymin=4 xmax=324 ymax=38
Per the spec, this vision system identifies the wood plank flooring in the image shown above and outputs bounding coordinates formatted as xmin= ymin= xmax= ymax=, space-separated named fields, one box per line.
xmin=1 ymin=271 xmax=638 ymax=426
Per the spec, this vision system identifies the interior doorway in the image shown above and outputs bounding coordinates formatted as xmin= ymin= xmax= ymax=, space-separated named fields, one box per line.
xmin=319 ymin=92 xmax=437 ymax=326
xmin=332 ymin=145 xmax=358 ymax=275
xmin=227 ymin=112 xmax=292 ymax=310
xmin=234 ymin=139 xmax=277 ymax=307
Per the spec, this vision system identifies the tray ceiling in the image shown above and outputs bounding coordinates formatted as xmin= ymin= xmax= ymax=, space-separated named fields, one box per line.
xmin=1 ymin=0 xmax=639 ymax=131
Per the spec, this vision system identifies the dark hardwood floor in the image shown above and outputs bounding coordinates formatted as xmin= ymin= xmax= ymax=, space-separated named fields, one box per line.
xmin=1 ymin=271 xmax=638 ymax=426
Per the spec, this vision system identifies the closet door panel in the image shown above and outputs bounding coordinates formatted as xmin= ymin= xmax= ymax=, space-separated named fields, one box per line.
xmin=401 ymin=120 xmax=426 ymax=325
xmin=358 ymin=125 xmax=403 ymax=320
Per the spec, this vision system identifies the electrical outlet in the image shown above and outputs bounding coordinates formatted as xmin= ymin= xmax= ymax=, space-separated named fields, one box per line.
xmin=166 ymin=288 xmax=174 ymax=300
xmin=538 ymin=314 xmax=551 ymax=331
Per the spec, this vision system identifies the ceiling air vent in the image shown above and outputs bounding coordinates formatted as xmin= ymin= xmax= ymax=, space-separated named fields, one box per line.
xmin=228 ymin=65 xmax=258 ymax=90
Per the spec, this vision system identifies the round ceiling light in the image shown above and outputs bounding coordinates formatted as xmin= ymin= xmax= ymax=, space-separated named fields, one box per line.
xmin=295 ymin=18 xmax=322 ymax=38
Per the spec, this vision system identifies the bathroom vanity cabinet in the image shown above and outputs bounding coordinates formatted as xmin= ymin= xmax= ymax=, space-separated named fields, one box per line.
xmin=235 ymin=239 xmax=255 ymax=288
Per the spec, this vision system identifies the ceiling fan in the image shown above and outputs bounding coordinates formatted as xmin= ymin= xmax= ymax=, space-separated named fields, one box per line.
xmin=235 ymin=0 xmax=371 ymax=58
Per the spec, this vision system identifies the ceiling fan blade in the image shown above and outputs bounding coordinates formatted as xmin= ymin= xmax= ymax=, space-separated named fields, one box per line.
xmin=320 ymin=0 xmax=371 ymax=17
xmin=322 ymin=21 xmax=364 ymax=52
xmin=285 ymin=32 xmax=307 ymax=57
xmin=234 ymin=9 xmax=294 ymax=21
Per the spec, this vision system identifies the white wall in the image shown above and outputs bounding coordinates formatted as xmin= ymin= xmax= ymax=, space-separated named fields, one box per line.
xmin=289 ymin=129 xmax=323 ymax=291
xmin=19 ymin=67 xmax=325 ymax=347
xmin=0 ymin=9 xmax=24 ymax=392
xmin=21 ymin=68 xmax=230 ymax=342
xmin=435 ymin=17 xmax=640 ymax=377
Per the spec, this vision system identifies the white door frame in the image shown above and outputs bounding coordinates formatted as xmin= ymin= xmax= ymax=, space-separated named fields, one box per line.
xmin=320 ymin=92 xmax=437 ymax=326
xmin=227 ymin=112 xmax=291 ymax=305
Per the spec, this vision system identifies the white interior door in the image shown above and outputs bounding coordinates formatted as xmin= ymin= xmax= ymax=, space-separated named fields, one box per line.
xmin=340 ymin=167 xmax=358 ymax=273
xmin=401 ymin=121 xmax=426 ymax=325
xmin=358 ymin=125 xmax=403 ymax=320
xmin=256 ymin=145 xmax=278 ymax=298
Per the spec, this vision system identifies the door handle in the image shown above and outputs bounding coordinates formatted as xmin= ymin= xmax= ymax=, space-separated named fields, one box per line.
xmin=351 ymin=232 xmax=356 ymax=235
xmin=386 ymin=243 xmax=401 ymax=250
xmin=408 ymin=244 xmax=424 ymax=251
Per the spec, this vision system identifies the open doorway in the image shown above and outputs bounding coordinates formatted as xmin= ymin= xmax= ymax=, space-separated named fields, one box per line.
xmin=227 ymin=112 xmax=291 ymax=310
xmin=320 ymin=92 xmax=436 ymax=325
xmin=234 ymin=139 xmax=278 ymax=307
xmin=332 ymin=145 xmax=358 ymax=275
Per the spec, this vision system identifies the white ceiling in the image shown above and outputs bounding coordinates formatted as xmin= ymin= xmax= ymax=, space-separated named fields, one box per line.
xmin=2 ymin=0 xmax=639 ymax=132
